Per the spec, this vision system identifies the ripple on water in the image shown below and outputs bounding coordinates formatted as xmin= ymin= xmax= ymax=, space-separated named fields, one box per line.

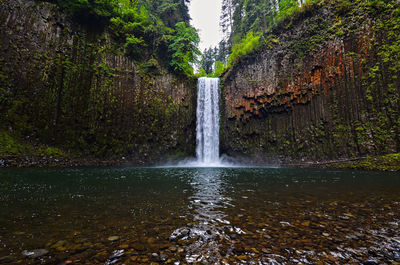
xmin=0 ymin=167 xmax=399 ymax=264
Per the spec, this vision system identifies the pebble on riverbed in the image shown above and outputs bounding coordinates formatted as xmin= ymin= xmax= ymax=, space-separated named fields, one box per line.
xmin=21 ymin=249 xmax=49 ymax=258
xmin=107 ymin=236 xmax=120 ymax=241
xmin=0 ymin=256 xmax=13 ymax=264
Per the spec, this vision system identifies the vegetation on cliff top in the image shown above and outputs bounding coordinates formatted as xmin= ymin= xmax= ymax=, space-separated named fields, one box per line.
xmin=198 ymin=0 xmax=318 ymax=76
xmin=199 ymin=0 xmax=400 ymax=78
xmin=43 ymin=0 xmax=200 ymax=77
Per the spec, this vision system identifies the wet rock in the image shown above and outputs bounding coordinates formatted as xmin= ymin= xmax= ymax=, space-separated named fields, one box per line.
xmin=55 ymin=253 xmax=69 ymax=262
xmin=158 ymin=243 xmax=170 ymax=250
xmin=168 ymin=246 xmax=177 ymax=252
xmin=118 ymin=244 xmax=129 ymax=249
xmin=132 ymin=243 xmax=145 ymax=251
xmin=147 ymin=237 xmax=156 ymax=244
xmin=362 ymin=259 xmax=379 ymax=265
xmin=22 ymin=249 xmax=49 ymax=258
xmin=261 ymin=248 xmax=270 ymax=253
xmin=69 ymin=249 xmax=96 ymax=262
xmin=151 ymin=252 xmax=159 ymax=261
xmin=169 ymin=228 xmax=190 ymax=241
xmin=51 ymin=240 xmax=69 ymax=251
xmin=105 ymin=250 xmax=125 ymax=265
xmin=159 ymin=253 xmax=168 ymax=262
xmin=107 ymin=236 xmax=120 ymax=241
xmin=0 ymin=256 xmax=12 ymax=264
xmin=237 ymin=255 xmax=247 ymax=260
xmin=93 ymin=251 xmax=108 ymax=262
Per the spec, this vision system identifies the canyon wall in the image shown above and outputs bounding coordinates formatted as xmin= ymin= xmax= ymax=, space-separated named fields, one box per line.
xmin=0 ymin=0 xmax=196 ymax=163
xmin=221 ymin=2 xmax=400 ymax=163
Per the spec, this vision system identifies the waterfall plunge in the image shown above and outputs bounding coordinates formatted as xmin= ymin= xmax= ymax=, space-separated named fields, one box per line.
xmin=196 ymin=77 xmax=220 ymax=165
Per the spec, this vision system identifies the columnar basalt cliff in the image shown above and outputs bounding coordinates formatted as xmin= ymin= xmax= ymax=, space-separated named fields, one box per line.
xmin=221 ymin=2 xmax=400 ymax=163
xmin=0 ymin=0 xmax=196 ymax=164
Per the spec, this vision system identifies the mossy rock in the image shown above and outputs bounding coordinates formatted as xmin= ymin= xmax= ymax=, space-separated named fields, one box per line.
xmin=327 ymin=153 xmax=400 ymax=171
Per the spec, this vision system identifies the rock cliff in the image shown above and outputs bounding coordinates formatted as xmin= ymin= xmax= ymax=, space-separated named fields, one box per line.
xmin=0 ymin=0 xmax=196 ymax=164
xmin=221 ymin=2 xmax=400 ymax=163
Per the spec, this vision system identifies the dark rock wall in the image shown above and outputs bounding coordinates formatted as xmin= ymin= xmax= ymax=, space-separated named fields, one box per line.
xmin=221 ymin=3 xmax=400 ymax=162
xmin=0 ymin=0 xmax=196 ymax=163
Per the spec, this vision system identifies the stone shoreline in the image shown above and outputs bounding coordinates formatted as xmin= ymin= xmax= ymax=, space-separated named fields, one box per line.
xmin=1 ymin=154 xmax=399 ymax=171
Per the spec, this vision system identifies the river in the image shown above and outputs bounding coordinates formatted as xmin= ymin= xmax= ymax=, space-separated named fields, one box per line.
xmin=0 ymin=167 xmax=399 ymax=264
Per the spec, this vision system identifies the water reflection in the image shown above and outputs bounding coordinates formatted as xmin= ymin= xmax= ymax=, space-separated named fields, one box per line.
xmin=170 ymin=168 xmax=238 ymax=263
xmin=0 ymin=168 xmax=399 ymax=264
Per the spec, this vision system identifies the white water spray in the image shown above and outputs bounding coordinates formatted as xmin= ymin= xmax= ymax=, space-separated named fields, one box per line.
xmin=196 ymin=77 xmax=220 ymax=165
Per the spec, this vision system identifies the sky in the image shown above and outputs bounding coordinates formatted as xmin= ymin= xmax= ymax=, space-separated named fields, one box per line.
xmin=189 ymin=0 xmax=223 ymax=52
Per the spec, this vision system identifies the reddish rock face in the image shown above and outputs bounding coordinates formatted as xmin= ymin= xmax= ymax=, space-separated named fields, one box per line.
xmin=224 ymin=36 xmax=370 ymax=121
xmin=221 ymin=5 xmax=399 ymax=163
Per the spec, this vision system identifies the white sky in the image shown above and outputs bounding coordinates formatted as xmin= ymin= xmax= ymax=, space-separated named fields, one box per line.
xmin=189 ymin=0 xmax=223 ymax=52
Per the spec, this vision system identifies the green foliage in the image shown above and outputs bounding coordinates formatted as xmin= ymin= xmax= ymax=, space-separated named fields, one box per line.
xmin=168 ymin=22 xmax=200 ymax=76
xmin=327 ymin=153 xmax=400 ymax=171
xmin=48 ymin=0 xmax=119 ymax=24
xmin=0 ymin=130 xmax=66 ymax=159
xmin=227 ymin=31 xmax=261 ymax=66
xmin=223 ymin=0 xmax=326 ymax=69
xmin=125 ymin=35 xmax=146 ymax=58
xmin=200 ymin=47 xmax=217 ymax=74
xmin=276 ymin=0 xmax=300 ymax=21
xmin=37 ymin=146 xmax=67 ymax=158
xmin=42 ymin=0 xmax=197 ymax=77
xmin=221 ymin=0 xmax=400 ymax=161
xmin=0 ymin=130 xmax=24 ymax=158
xmin=196 ymin=61 xmax=227 ymax=78
xmin=213 ymin=61 xmax=226 ymax=77
xmin=195 ymin=68 xmax=207 ymax=77
xmin=360 ymin=0 xmax=400 ymax=153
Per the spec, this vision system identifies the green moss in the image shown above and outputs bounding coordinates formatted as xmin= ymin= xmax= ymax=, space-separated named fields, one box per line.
xmin=327 ymin=153 xmax=400 ymax=171
xmin=0 ymin=130 xmax=24 ymax=158
xmin=0 ymin=130 xmax=67 ymax=160
xmin=37 ymin=146 xmax=67 ymax=158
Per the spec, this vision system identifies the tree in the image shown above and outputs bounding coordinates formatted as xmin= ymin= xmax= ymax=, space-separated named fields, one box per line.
xmin=277 ymin=0 xmax=300 ymax=20
xmin=220 ymin=0 xmax=235 ymax=43
xmin=216 ymin=40 xmax=230 ymax=63
xmin=200 ymin=48 xmax=217 ymax=74
xmin=227 ymin=0 xmax=305 ymax=49
xmin=168 ymin=22 xmax=200 ymax=76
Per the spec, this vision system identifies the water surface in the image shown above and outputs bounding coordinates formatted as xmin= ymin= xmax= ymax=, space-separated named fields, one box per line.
xmin=0 ymin=167 xmax=399 ymax=264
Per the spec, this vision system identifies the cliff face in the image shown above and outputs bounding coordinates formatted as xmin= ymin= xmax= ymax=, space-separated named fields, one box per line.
xmin=221 ymin=2 xmax=400 ymax=162
xmin=0 ymin=0 xmax=196 ymax=163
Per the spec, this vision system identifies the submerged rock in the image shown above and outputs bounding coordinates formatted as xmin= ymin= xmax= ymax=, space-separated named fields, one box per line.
xmin=0 ymin=256 xmax=13 ymax=264
xmin=169 ymin=228 xmax=190 ymax=241
xmin=22 ymin=249 xmax=49 ymax=258
xmin=107 ymin=236 xmax=120 ymax=241
xmin=362 ymin=259 xmax=379 ymax=265
xmin=105 ymin=250 xmax=124 ymax=264
xmin=51 ymin=240 xmax=69 ymax=251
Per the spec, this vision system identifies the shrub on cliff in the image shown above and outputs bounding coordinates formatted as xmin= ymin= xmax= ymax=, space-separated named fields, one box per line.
xmin=47 ymin=0 xmax=119 ymax=24
xmin=42 ymin=0 xmax=200 ymax=78
xmin=227 ymin=31 xmax=261 ymax=66
xmin=168 ymin=22 xmax=200 ymax=76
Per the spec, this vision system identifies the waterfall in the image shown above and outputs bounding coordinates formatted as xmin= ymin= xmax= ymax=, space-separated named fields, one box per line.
xmin=196 ymin=77 xmax=220 ymax=164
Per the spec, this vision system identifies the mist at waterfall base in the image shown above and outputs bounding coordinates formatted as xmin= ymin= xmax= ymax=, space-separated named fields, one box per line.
xmin=175 ymin=77 xmax=238 ymax=167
